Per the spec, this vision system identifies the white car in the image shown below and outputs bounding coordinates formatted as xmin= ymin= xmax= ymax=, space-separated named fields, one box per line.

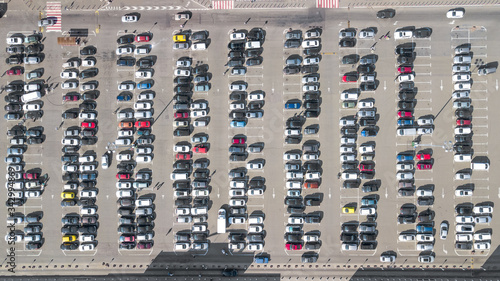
xmin=453 ymin=65 xmax=471 ymax=73
xmin=453 ymin=101 xmax=470 ymax=109
xmin=417 ymin=128 xmax=433 ymax=135
xmin=285 ymin=129 xmax=301 ymax=136
xmin=416 ymin=243 xmax=434 ymax=251
xmin=303 ymin=153 xmax=319 ymax=161
xmin=190 ymin=102 xmax=208 ymax=110
xmin=7 ymin=37 xmax=23 ymax=45
xmin=455 ymin=189 xmax=473 ymax=196
xmin=229 ymin=217 xmax=246 ymax=224
xmin=248 ymin=93 xmax=264 ymax=101
xmin=304 ymin=31 xmax=320 ymax=39
xmin=396 ymin=172 xmax=413 ymax=180
xmin=416 ymin=189 xmax=432 ymax=196
xmin=247 ymin=243 xmax=263 ymax=251
xmin=79 ymin=235 xmax=95 ymax=242
xmin=192 ymin=242 xmax=209 ymax=250
xmin=136 ymin=147 xmax=152 ymax=154
xmin=135 ymin=70 xmax=152 ymax=78
xmin=380 ymin=255 xmax=395 ymax=263
xmin=248 ymin=188 xmax=264 ymax=196
xmin=246 ymin=162 xmax=263 ymax=170
xmin=79 ymin=244 xmax=95 ymax=251
xmin=61 ymin=138 xmax=80 ymax=146
xmin=456 ymin=234 xmax=472 ymax=242
xmin=304 ymin=234 xmax=319 ymax=242
xmin=116 ymin=190 xmax=134 ymax=198
xmin=81 ymin=207 xmax=97 ymax=215
xmin=116 ymin=154 xmax=131 ymax=161
xmin=190 ymin=110 xmax=207 ymax=118
xmin=60 ymin=71 xmax=78 ymax=79
xmin=23 ymin=104 xmax=40 ymax=111
xmin=358 ymin=29 xmax=375 ymax=38
xmin=357 ymin=99 xmax=374 ymax=109
xmin=118 ymin=83 xmax=135 ymax=91
xmin=287 ymin=190 xmax=301 ymax=197
xmin=61 ymin=164 xmax=77 ymax=172
xmin=342 ymin=172 xmax=358 ymax=180
xmin=61 ymin=82 xmax=78 ymax=89
xmin=80 ymin=190 xmax=97 ymax=198
xmin=229 ymin=199 xmax=246 ymax=206
xmin=397 ymin=163 xmax=414 ymax=171
xmin=288 ymin=217 xmax=304 ymax=224
xmin=302 ymin=40 xmax=319 ymax=48
xmin=193 ymin=120 xmax=207 ymax=127
xmin=230 ymin=103 xmax=244 ymax=110
xmin=174 ymin=69 xmax=191 ymax=77
xmin=452 ymin=91 xmax=470 ymax=99
xmin=475 ymin=216 xmax=492 ymax=224
xmin=416 ymin=234 xmax=434 ymax=242
xmin=192 ymin=225 xmax=207 ymax=232
xmin=417 ymin=117 xmax=434 ymax=125
xmin=174 ymin=121 xmax=188 ymax=127
xmin=394 ymin=29 xmax=413 ymax=39
xmin=175 ymin=207 xmax=190 ymax=215
xmin=134 ymin=102 xmax=152 ymax=110
xmin=303 ymin=85 xmax=318 ymax=91
xmin=283 ymin=153 xmax=301 ymax=160
xmin=79 ymin=164 xmax=96 ymax=172
xmin=455 ymin=172 xmax=471 ymax=180
xmin=447 ymin=8 xmax=465 ymax=18
xmin=452 ymin=73 xmax=470 ymax=82
xmin=229 ymin=84 xmax=247 ymax=91
xmin=454 ymin=127 xmax=471 ymax=135
xmin=176 ymin=58 xmax=191 ymax=67
xmin=418 ymin=255 xmax=434 ymax=263
xmin=359 ymin=207 xmax=376 ymax=215
xmin=474 ymin=242 xmax=490 ymax=250
xmin=25 ymin=191 xmax=41 ymax=198
xmin=175 ymin=242 xmax=191 ymax=251
xmin=79 ymin=112 xmax=96 ymax=119
xmin=398 ymin=74 xmax=415 ymax=82
xmin=193 ymin=189 xmax=209 ymax=197
xmin=454 ymin=82 xmax=471 ymax=90
xmin=191 ymin=42 xmax=206 ymax=51
xmin=135 ymin=46 xmax=150 ymax=55
xmin=116 ymin=182 xmax=132 ymax=189
xmin=121 ymin=15 xmax=138 ymax=22
xmin=138 ymin=92 xmax=154 ymax=100
xmin=82 ymin=58 xmax=95 ymax=67
xmin=360 ymin=75 xmax=375 ymax=82
xmin=173 ymin=144 xmax=190 ymax=153
xmin=456 ymin=216 xmax=474 ymax=223
xmin=116 ymin=47 xmax=133 ymax=55
xmin=455 ymin=224 xmax=474 ymax=233
xmin=303 ymin=57 xmax=320 ymax=65
xmin=398 ymin=233 xmax=416 ymax=241
xmin=473 ymin=206 xmax=493 ymax=214
xmin=474 ymin=233 xmax=492 ymax=241
xmin=230 ymin=33 xmax=246 ymax=40
xmin=305 ymin=172 xmax=320 ymax=179
xmin=118 ymin=130 xmax=133 ymax=137
xmin=136 ymin=154 xmax=152 ymax=163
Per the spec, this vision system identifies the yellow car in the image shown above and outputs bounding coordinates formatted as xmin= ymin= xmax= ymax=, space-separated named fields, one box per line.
xmin=173 ymin=35 xmax=186 ymax=42
xmin=61 ymin=192 xmax=75 ymax=199
xmin=342 ymin=207 xmax=355 ymax=214
xmin=62 ymin=235 xmax=77 ymax=242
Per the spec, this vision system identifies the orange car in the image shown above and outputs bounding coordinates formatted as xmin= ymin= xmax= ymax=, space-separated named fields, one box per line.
xmin=119 ymin=121 xmax=133 ymax=129
xmin=303 ymin=181 xmax=319 ymax=189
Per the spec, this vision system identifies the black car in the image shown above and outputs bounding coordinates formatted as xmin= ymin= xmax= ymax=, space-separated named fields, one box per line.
xmin=61 ymin=243 xmax=78 ymax=250
xmin=26 ymin=129 xmax=42 ymax=137
xmin=414 ymin=28 xmax=432 ymax=38
xmin=117 ymin=57 xmax=135 ymax=66
xmin=81 ymin=181 xmax=96 ymax=188
xmin=245 ymin=48 xmax=263 ymax=58
xmin=228 ymin=51 xmax=244 ymax=59
xmin=455 ymin=134 xmax=472 ymax=143
xmin=455 ymin=109 xmax=472 ymax=119
xmin=362 ymin=183 xmax=378 ymax=192
xmin=454 ymin=144 xmax=472 ymax=153
xmin=26 ymin=242 xmax=42 ymax=250
xmin=304 ymin=215 xmax=321 ymax=224
xmin=80 ymin=46 xmax=97 ymax=56
xmin=222 ymin=269 xmax=238 ymax=277
xmin=399 ymin=82 xmax=415 ymax=91
xmin=117 ymin=225 xmax=135 ymax=233
xmin=283 ymin=66 xmax=300 ymax=75
xmin=360 ymin=233 xmax=377 ymax=241
xmin=136 ymin=58 xmax=154 ymax=68
xmin=80 ymin=69 xmax=98 ymax=79
xmin=248 ymin=28 xmax=265 ymax=41
xmin=397 ymin=215 xmax=416 ymax=224
xmin=61 ymin=199 xmax=76 ymax=207
xmin=81 ymin=137 xmax=97 ymax=145
xmin=286 ymin=118 xmax=303 ymax=128
xmin=25 ymin=111 xmax=43 ymax=120
xmin=286 ymin=30 xmax=302 ymax=40
xmin=455 ymin=242 xmax=472 ymax=250
xmin=228 ymin=40 xmax=245 ymax=51
xmin=360 ymin=82 xmax=377 ymax=91
xmin=79 ymin=101 xmax=97 ymax=111
xmin=5 ymin=84 xmax=23 ymax=93
xmin=6 ymin=56 xmax=23 ymax=65
xmin=399 ymin=90 xmax=416 ymax=100
xmin=27 ymin=137 xmax=42 ymax=144
xmin=26 ymin=44 xmax=42 ymax=54
xmin=5 ymin=93 xmax=22 ymax=103
xmin=303 ymin=47 xmax=321 ymax=56
xmin=377 ymin=9 xmax=396 ymax=18
xmin=230 ymin=154 xmax=247 ymax=162
xmin=227 ymin=58 xmax=244 ymax=67
xmin=174 ymin=76 xmax=192 ymax=85
xmin=302 ymin=65 xmax=319 ymax=74
xmin=360 ymin=242 xmax=377 ymax=250
xmin=61 ymin=225 xmax=79 ymax=233
xmin=61 ymin=154 xmax=78 ymax=162
xmin=341 ymin=127 xmax=357 ymax=136
xmin=359 ymin=118 xmax=377 ymax=126
xmin=357 ymin=64 xmax=375 ymax=73
xmin=192 ymin=31 xmax=208 ymax=41
xmin=455 ymin=205 xmax=473 ymax=215
xmin=395 ymin=44 xmax=415 ymax=55
xmin=340 ymin=233 xmax=357 ymax=242
xmin=284 ymin=40 xmax=301 ymax=49
xmin=229 ymin=92 xmax=245 ymax=101
xmin=119 ymin=242 xmax=136 ymax=250
xmin=193 ymin=169 xmax=209 ymax=179
xmin=400 ymin=204 xmax=417 ymax=215
xmin=304 ymin=195 xmax=321 ymax=206
xmin=82 ymin=91 xmax=98 ymax=101
xmin=117 ymin=36 xmax=134 ymax=44
xmin=285 ymin=198 xmax=303 ymax=206
xmin=342 ymin=54 xmax=360 ymax=64
xmin=397 ymin=53 xmax=416 ymax=64
xmin=248 ymin=101 xmax=263 ymax=110
xmin=339 ymin=38 xmax=356 ymax=47
xmin=305 ymin=109 xmax=320 ymax=118
xmin=246 ymin=57 xmax=263 ymax=66
xmin=62 ymin=216 xmax=80 ymax=224
xmin=398 ymin=101 xmax=416 ymax=110
xmin=417 ymin=196 xmax=434 ymax=206
xmin=174 ymin=128 xmax=190 ymax=137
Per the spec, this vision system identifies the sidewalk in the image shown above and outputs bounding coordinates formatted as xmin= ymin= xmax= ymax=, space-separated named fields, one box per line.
xmin=340 ymin=0 xmax=500 ymax=8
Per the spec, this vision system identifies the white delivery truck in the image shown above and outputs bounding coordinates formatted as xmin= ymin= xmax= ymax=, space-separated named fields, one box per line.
xmin=217 ymin=209 xmax=226 ymax=233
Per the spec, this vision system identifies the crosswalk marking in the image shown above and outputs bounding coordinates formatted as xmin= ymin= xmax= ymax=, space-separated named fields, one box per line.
xmin=212 ymin=0 xmax=234 ymax=9
xmin=316 ymin=0 xmax=339 ymax=8
xmin=46 ymin=1 xmax=62 ymax=32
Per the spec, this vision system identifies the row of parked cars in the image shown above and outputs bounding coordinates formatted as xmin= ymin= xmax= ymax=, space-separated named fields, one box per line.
xmin=454 ymin=203 xmax=493 ymax=250
xmin=4 ymin=33 xmax=47 ymax=250
xmin=59 ymin=46 xmax=102 ymax=251
xmin=172 ymin=50 xmax=212 ymax=252
xmin=114 ymin=30 xmax=158 ymax=250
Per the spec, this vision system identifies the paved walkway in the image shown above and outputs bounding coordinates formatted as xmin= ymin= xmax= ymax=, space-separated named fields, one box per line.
xmin=340 ymin=0 xmax=500 ymax=8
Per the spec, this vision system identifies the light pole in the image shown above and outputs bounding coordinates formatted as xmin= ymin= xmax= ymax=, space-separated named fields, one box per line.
xmin=148 ymin=22 xmax=158 ymax=33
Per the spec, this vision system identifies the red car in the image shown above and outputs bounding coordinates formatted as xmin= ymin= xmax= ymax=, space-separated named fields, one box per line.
xmin=456 ymin=119 xmax=471 ymax=126
xmin=232 ymin=137 xmax=245 ymax=144
xmin=137 ymin=242 xmax=153 ymax=249
xmin=359 ymin=163 xmax=375 ymax=172
xmin=7 ymin=69 xmax=22 ymax=76
xmin=135 ymin=35 xmax=150 ymax=42
xmin=193 ymin=145 xmax=207 ymax=153
xmin=81 ymin=122 xmax=96 ymax=129
xmin=176 ymin=153 xmax=191 ymax=160
xmin=398 ymin=66 xmax=413 ymax=74
xmin=417 ymin=163 xmax=432 ymax=170
xmin=416 ymin=153 xmax=431 ymax=160
xmin=116 ymin=173 xmax=131 ymax=180
xmin=398 ymin=111 xmax=413 ymax=118
xmin=23 ymin=173 xmax=39 ymax=180
xmin=135 ymin=121 xmax=151 ymax=128
xmin=342 ymin=74 xmax=358 ymax=82
xmin=174 ymin=112 xmax=189 ymax=119
xmin=286 ymin=243 xmax=302 ymax=250
xmin=63 ymin=94 xmax=80 ymax=102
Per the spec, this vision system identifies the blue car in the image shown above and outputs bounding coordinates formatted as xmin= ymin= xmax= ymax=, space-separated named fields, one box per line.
xmin=285 ymin=102 xmax=301 ymax=109
xmin=230 ymin=120 xmax=246 ymax=128
xmin=397 ymin=154 xmax=414 ymax=161
xmin=117 ymin=94 xmax=131 ymax=101
xmin=416 ymin=225 xmax=433 ymax=233
xmin=397 ymin=119 xmax=414 ymax=126
xmin=137 ymin=82 xmax=152 ymax=90
xmin=361 ymin=128 xmax=377 ymax=137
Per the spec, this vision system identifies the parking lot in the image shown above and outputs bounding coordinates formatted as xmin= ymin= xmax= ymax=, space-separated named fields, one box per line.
xmin=1 ymin=3 xmax=500 ymax=274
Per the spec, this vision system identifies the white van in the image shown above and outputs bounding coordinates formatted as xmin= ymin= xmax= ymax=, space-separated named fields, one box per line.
xmin=471 ymin=162 xmax=489 ymax=170
xmin=21 ymin=91 xmax=41 ymax=103
xmin=245 ymin=41 xmax=261 ymax=49
xmin=397 ymin=128 xmax=417 ymax=136
xmin=170 ymin=173 xmax=188 ymax=181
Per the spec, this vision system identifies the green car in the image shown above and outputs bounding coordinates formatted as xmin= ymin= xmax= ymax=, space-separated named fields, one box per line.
xmin=342 ymin=101 xmax=356 ymax=108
